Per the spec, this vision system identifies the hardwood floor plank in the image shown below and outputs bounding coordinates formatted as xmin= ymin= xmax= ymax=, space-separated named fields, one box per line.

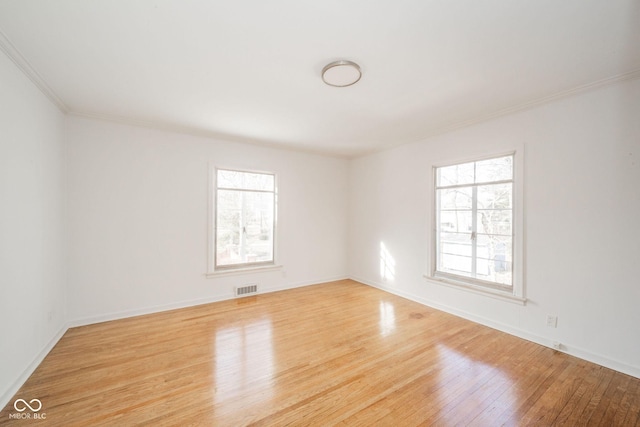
xmin=612 ymin=375 xmax=640 ymax=426
xmin=575 ymin=365 xmax=616 ymax=425
xmin=442 ymin=339 xmax=534 ymax=425
xmin=591 ymin=371 xmax=630 ymax=426
xmin=1 ymin=279 xmax=639 ymax=426
xmin=621 ymin=382 xmax=640 ymax=427
xmin=515 ymin=356 xmax=581 ymax=425
xmin=467 ymin=343 xmax=549 ymax=426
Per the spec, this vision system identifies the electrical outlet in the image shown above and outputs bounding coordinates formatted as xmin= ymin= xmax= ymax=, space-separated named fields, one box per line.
xmin=546 ymin=315 xmax=558 ymax=328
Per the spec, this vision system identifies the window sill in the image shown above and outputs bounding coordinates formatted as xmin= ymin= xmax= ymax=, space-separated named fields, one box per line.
xmin=206 ymin=264 xmax=283 ymax=279
xmin=423 ymin=274 xmax=527 ymax=305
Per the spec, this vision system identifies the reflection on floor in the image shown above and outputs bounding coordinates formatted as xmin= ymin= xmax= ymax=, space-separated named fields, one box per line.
xmin=1 ymin=279 xmax=638 ymax=426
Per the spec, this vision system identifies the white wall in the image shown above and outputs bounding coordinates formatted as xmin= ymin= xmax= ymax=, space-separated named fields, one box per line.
xmin=65 ymin=116 xmax=348 ymax=323
xmin=0 ymin=51 xmax=66 ymax=404
xmin=349 ymin=78 xmax=640 ymax=377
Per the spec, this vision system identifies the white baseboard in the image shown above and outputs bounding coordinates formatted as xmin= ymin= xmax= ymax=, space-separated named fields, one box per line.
xmin=1 ymin=324 xmax=68 ymax=411
xmin=68 ymin=275 xmax=350 ymax=328
xmin=351 ymin=275 xmax=640 ymax=380
xmin=260 ymin=275 xmax=349 ymax=294
xmin=67 ymin=293 xmax=235 ymax=327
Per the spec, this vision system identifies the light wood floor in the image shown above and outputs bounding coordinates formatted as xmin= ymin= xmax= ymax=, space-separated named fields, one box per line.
xmin=1 ymin=280 xmax=639 ymax=426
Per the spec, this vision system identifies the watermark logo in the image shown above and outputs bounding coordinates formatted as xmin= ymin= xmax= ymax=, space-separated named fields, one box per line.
xmin=14 ymin=399 xmax=42 ymax=412
xmin=9 ymin=398 xmax=46 ymax=420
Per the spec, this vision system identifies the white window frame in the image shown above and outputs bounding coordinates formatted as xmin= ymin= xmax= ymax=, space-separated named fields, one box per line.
xmin=425 ymin=150 xmax=526 ymax=304
xmin=207 ymin=166 xmax=279 ymax=277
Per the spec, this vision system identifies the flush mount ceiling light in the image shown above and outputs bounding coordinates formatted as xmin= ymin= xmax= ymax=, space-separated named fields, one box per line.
xmin=321 ymin=60 xmax=361 ymax=87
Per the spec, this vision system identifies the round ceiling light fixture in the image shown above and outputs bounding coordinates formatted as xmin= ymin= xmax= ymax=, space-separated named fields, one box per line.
xmin=321 ymin=60 xmax=362 ymax=87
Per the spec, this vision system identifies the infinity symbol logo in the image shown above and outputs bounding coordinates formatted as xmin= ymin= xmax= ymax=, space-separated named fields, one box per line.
xmin=14 ymin=398 xmax=42 ymax=412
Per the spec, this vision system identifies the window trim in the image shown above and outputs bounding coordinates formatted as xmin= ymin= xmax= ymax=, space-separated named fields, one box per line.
xmin=207 ymin=165 xmax=277 ymax=275
xmin=206 ymin=264 xmax=282 ymax=279
xmin=425 ymin=149 xmax=526 ymax=303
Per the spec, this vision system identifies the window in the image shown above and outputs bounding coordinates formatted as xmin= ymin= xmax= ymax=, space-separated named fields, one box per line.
xmin=214 ymin=169 xmax=276 ymax=270
xmin=434 ymin=154 xmax=515 ymax=291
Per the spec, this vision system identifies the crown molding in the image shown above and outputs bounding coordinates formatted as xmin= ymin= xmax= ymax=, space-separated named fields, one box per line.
xmin=68 ymin=110 xmax=349 ymax=159
xmin=441 ymin=68 xmax=640 ymax=131
xmin=372 ymin=68 xmax=640 ymax=157
xmin=0 ymin=28 xmax=69 ymax=113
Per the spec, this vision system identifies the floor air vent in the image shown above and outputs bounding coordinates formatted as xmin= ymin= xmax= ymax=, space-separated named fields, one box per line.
xmin=235 ymin=284 xmax=258 ymax=297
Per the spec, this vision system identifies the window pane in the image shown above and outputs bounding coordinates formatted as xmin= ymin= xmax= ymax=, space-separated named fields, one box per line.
xmin=439 ymin=210 xmax=472 ymax=233
xmin=477 ymin=183 xmax=512 ymax=209
xmin=475 ymin=155 xmax=513 ymax=183
xmin=495 ymin=271 xmax=512 ymax=286
xmin=216 ymin=189 xmax=274 ymax=267
xmin=477 ymin=209 xmax=512 ymax=235
xmin=476 ymin=264 xmax=512 ymax=286
xmin=477 ymin=234 xmax=512 ymax=261
xmin=437 ymin=162 xmax=474 ymax=187
xmin=242 ymin=191 xmax=274 ymax=263
xmin=216 ymin=190 xmax=242 ymax=265
xmin=439 ymin=253 xmax=472 ymax=275
xmin=217 ymin=169 xmax=275 ymax=191
xmin=476 ymin=234 xmax=513 ymax=285
xmin=439 ymin=233 xmax=473 ymax=256
xmin=438 ymin=187 xmax=472 ymax=210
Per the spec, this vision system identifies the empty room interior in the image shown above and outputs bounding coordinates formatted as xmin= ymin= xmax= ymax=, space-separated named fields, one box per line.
xmin=1 ymin=1 xmax=639 ymax=425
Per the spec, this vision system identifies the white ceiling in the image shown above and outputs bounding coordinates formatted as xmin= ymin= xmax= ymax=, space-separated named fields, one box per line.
xmin=1 ymin=1 xmax=639 ymax=157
